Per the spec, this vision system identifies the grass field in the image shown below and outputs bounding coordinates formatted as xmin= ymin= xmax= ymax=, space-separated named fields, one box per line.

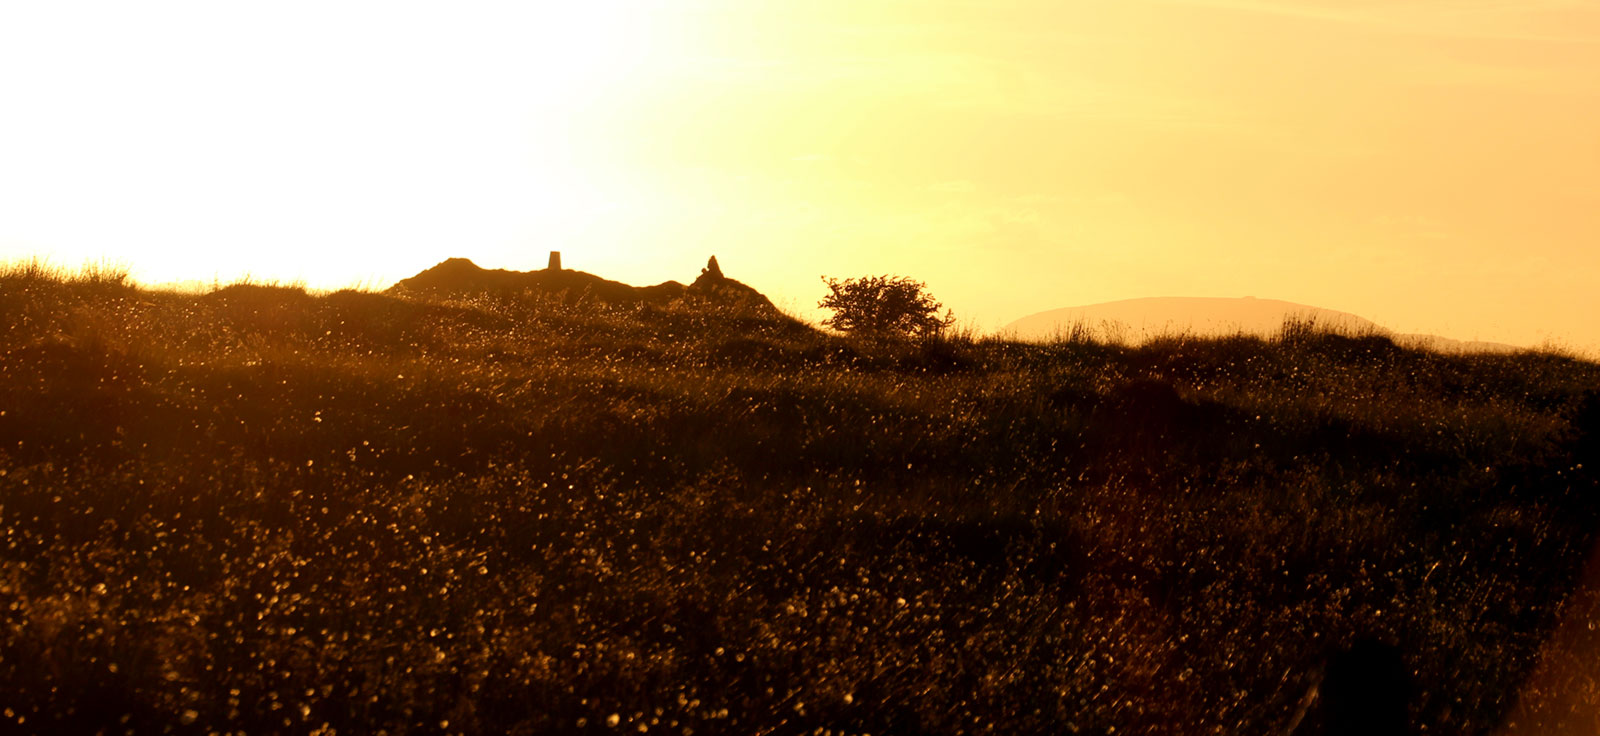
xmin=2 ymin=262 xmax=1598 ymax=734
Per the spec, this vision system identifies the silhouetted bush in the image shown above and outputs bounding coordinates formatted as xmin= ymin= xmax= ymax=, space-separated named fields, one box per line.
xmin=819 ymin=274 xmax=954 ymax=337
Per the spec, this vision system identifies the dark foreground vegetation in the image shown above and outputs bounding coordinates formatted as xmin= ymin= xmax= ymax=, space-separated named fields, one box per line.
xmin=2 ymin=262 xmax=1598 ymax=734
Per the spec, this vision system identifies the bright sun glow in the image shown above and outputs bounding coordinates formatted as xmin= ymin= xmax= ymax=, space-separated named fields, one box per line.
xmin=2 ymin=1 xmax=1598 ymax=350
xmin=0 ymin=1 xmax=674 ymax=287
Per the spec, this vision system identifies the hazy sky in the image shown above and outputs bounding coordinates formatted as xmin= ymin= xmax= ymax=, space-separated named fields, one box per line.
xmin=2 ymin=1 xmax=1596 ymax=349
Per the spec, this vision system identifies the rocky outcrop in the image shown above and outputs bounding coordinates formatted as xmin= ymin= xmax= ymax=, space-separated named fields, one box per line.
xmin=685 ymin=256 xmax=777 ymax=312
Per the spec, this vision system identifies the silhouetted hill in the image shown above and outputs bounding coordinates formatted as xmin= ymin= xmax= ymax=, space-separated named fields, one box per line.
xmin=5 ymin=260 xmax=1597 ymax=734
xmin=386 ymin=256 xmax=785 ymax=318
xmin=1006 ymin=296 xmax=1519 ymax=353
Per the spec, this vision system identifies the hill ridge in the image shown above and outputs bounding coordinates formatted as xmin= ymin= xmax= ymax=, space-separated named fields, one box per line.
xmin=387 ymin=255 xmax=782 ymax=316
xmin=1006 ymin=295 xmax=1518 ymax=353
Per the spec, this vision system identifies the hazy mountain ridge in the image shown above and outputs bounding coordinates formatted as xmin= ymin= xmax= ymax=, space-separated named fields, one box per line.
xmin=1006 ymin=296 xmax=1520 ymax=353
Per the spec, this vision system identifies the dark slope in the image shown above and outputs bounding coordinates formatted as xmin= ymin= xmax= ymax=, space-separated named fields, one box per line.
xmin=7 ymin=264 xmax=1599 ymax=734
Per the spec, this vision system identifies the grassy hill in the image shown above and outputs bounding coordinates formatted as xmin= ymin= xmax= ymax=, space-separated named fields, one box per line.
xmin=2 ymin=262 xmax=1598 ymax=734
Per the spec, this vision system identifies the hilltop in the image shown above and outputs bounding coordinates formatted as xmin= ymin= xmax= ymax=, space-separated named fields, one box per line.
xmin=388 ymin=254 xmax=784 ymax=318
xmin=2 ymin=261 xmax=1598 ymax=734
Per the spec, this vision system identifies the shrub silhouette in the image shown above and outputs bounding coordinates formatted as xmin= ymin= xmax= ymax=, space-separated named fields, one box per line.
xmin=818 ymin=275 xmax=954 ymax=337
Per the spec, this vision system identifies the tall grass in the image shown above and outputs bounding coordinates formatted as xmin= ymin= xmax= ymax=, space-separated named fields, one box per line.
xmin=1 ymin=266 xmax=1597 ymax=733
xmin=0 ymin=257 xmax=131 ymax=288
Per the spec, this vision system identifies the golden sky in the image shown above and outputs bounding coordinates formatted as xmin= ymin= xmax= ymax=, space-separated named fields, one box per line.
xmin=2 ymin=1 xmax=1596 ymax=349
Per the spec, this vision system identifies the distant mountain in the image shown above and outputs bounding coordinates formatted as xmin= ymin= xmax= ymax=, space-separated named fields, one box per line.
xmin=1004 ymin=296 xmax=1519 ymax=353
